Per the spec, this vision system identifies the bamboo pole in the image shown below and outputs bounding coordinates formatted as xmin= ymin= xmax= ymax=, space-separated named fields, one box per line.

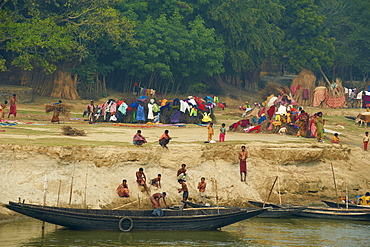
xmin=331 ymin=162 xmax=340 ymax=208
xmin=215 ymin=179 xmax=219 ymax=215
xmin=112 ymin=200 xmax=139 ymax=210
xmin=56 ymin=180 xmax=61 ymax=207
xmin=263 ymin=176 xmax=278 ymax=208
xmin=276 ymin=164 xmax=282 ymax=204
xmin=83 ymin=164 xmax=89 ymax=209
xmin=43 ymin=174 xmax=48 ymax=207
xmin=69 ymin=163 xmax=76 ymax=207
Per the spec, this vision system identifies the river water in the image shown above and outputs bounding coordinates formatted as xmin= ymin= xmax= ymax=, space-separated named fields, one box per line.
xmin=0 ymin=217 xmax=369 ymax=246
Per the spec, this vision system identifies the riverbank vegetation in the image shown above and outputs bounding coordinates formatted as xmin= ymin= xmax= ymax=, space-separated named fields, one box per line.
xmin=1 ymin=0 xmax=370 ymax=99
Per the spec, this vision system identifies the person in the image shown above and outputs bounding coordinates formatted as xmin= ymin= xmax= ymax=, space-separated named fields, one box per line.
xmin=150 ymin=174 xmax=162 ymax=188
xmin=331 ymin=133 xmax=340 ymax=143
xmin=315 ymin=112 xmax=324 ymax=142
xmin=133 ymin=130 xmax=147 ymax=146
xmin=8 ymin=94 xmax=17 ymax=118
xmin=238 ymin=146 xmax=248 ymax=182
xmin=116 ymin=179 xmax=130 ymax=197
xmin=136 ymin=168 xmax=149 ymax=194
xmin=219 ymin=123 xmax=226 ymax=142
xmin=159 ymin=130 xmax=171 ymax=148
xmin=363 ymin=132 xmax=369 ymax=151
xmin=87 ymin=100 xmax=96 ymax=123
xmin=197 ymin=177 xmax=207 ymax=203
xmin=178 ymin=179 xmax=188 ymax=202
xmin=296 ymin=110 xmax=309 ymax=137
xmin=177 ymin=164 xmax=187 ymax=180
xmin=150 ymin=192 xmax=168 ymax=208
xmin=359 ymin=192 xmax=370 ymax=205
xmin=0 ymin=100 xmax=7 ymax=119
xmin=51 ymin=100 xmax=62 ymax=123
xmin=206 ymin=122 xmax=214 ymax=143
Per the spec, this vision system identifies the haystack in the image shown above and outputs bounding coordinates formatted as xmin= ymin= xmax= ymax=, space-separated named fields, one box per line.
xmin=325 ymin=78 xmax=346 ymax=108
xmin=290 ymin=69 xmax=316 ymax=106
xmin=45 ymin=103 xmax=73 ymax=117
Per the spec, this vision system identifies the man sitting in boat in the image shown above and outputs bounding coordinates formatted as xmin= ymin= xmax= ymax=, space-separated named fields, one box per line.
xmin=116 ymin=180 xmax=130 ymax=197
xmin=359 ymin=192 xmax=370 ymax=205
xmin=150 ymin=192 xmax=168 ymax=209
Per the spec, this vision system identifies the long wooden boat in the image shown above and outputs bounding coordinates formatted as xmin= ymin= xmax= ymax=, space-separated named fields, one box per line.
xmin=322 ymin=200 xmax=370 ymax=209
xmin=294 ymin=207 xmax=370 ymax=221
xmin=3 ymin=201 xmax=266 ymax=231
xmin=182 ymin=201 xmax=305 ymax=218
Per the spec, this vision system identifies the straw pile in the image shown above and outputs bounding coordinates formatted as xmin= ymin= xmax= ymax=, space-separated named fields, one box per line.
xmin=290 ymin=69 xmax=316 ymax=106
xmin=45 ymin=103 xmax=73 ymax=117
xmin=62 ymin=125 xmax=86 ymax=136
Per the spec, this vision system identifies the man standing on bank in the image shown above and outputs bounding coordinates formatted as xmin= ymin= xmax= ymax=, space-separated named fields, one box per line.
xmin=238 ymin=145 xmax=248 ymax=182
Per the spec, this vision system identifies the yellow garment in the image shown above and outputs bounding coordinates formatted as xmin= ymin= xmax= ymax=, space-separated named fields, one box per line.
xmin=202 ymin=113 xmax=212 ymax=122
xmin=262 ymin=94 xmax=275 ymax=106
xmin=286 ymin=112 xmax=292 ymax=123
xmin=190 ymin=107 xmax=198 ymax=116
xmin=332 ymin=136 xmax=340 ymax=142
xmin=359 ymin=196 xmax=370 ymax=205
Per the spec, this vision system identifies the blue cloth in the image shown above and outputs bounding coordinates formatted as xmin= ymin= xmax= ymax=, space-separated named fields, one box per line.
xmin=170 ymin=111 xmax=181 ymax=123
xmin=258 ymin=115 xmax=267 ymax=125
xmin=136 ymin=105 xmax=145 ymax=121
xmin=152 ymin=208 xmax=164 ymax=217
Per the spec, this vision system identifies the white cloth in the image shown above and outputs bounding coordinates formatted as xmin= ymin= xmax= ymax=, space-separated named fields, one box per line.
xmin=276 ymin=105 xmax=287 ymax=115
xmin=147 ymin=103 xmax=154 ymax=120
xmin=357 ymin=91 xmax=363 ymax=100
xmin=188 ymin=98 xmax=197 ymax=106
xmin=267 ymin=96 xmax=278 ymax=108
xmin=180 ymin=100 xmax=190 ymax=113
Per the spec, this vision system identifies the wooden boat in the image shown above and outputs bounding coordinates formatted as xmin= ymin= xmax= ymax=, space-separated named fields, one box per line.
xmin=322 ymin=200 xmax=370 ymax=209
xmin=3 ymin=201 xmax=266 ymax=231
xmin=182 ymin=201 xmax=305 ymax=218
xmin=294 ymin=207 xmax=370 ymax=221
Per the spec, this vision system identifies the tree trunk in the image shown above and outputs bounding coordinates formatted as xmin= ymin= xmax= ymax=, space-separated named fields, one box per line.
xmin=50 ymin=70 xmax=80 ymax=99
xmin=21 ymin=68 xmax=80 ymax=99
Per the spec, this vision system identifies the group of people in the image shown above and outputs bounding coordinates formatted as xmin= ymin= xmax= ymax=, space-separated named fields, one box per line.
xmin=0 ymin=94 xmax=17 ymax=120
xmin=116 ymin=163 xmax=209 ymax=209
xmin=83 ymin=95 xmax=223 ymax=125
xmin=132 ymin=129 xmax=172 ymax=148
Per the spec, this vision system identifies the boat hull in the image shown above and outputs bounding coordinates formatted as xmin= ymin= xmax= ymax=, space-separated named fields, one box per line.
xmin=294 ymin=207 xmax=370 ymax=221
xmin=322 ymin=200 xmax=370 ymax=209
xmin=4 ymin=202 xmax=266 ymax=231
xmin=182 ymin=201 xmax=304 ymax=218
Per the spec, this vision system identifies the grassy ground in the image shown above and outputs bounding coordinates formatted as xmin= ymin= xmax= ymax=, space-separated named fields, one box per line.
xmin=0 ymin=93 xmax=368 ymax=148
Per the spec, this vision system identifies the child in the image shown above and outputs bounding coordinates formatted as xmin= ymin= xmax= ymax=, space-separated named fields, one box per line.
xmin=197 ymin=177 xmax=207 ymax=203
xmin=206 ymin=122 xmax=214 ymax=143
xmin=364 ymin=132 xmax=369 ymax=151
xmin=150 ymin=174 xmax=162 ymax=188
xmin=0 ymin=100 xmax=7 ymax=119
xmin=331 ymin=133 xmax=340 ymax=143
xmin=219 ymin=123 xmax=226 ymax=142
xmin=116 ymin=180 xmax=130 ymax=197
xmin=178 ymin=179 xmax=188 ymax=202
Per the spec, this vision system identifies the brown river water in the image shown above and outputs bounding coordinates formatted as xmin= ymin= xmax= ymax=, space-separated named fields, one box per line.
xmin=0 ymin=217 xmax=369 ymax=246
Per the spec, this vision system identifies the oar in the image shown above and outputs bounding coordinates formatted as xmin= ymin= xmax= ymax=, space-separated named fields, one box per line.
xmin=331 ymin=162 xmax=339 ymax=208
xmin=263 ymin=176 xmax=278 ymax=208
xmin=83 ymin=164 xmax=89 ymax=208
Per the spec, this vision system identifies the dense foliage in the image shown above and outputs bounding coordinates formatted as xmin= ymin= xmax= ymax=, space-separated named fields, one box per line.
xmin=0 ymin=0 xmax=369 ymax=97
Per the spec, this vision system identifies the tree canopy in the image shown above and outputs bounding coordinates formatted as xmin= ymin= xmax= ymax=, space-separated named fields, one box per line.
xmin=0 ymin=0 xmax=369 ymax=98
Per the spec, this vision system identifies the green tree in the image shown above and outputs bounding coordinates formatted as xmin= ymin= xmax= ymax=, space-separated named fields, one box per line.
xmin=278 ymin=0 xmax=335 ymax=74
xmin=206 ymin=0 xmax=283 ymax=89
